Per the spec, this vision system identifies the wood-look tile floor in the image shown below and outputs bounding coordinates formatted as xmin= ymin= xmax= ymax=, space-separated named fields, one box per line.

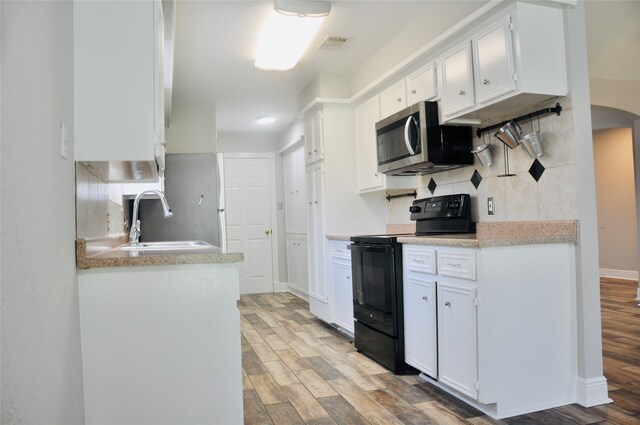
xmin=240 ymin=278 xmax=640 ymax=425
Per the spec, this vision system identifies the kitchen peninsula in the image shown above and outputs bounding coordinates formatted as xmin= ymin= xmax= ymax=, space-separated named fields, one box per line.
xmin=76 ymin=238 xmax=244 ymax=425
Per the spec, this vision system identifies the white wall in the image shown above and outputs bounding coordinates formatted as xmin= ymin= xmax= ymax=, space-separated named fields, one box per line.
xmin=593 ymin=128 xmax=638 ymax=276
xmin=1 ymin=1 xmax=85 ymax=422
xmin=165 ymin=99 xmax=216 ymax=153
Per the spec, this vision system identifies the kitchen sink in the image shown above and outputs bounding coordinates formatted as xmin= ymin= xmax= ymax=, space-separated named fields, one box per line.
xmin=117 ymin=240 xmax=213 ymax=251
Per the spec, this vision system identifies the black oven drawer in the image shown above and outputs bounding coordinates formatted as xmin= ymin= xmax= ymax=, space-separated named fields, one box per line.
xmin=354 ymin=304 xmax=395 ymax=336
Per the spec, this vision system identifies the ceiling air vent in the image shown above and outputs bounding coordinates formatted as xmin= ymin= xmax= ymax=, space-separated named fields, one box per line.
xmin=317 ymin=35 xmax=349 ymax=50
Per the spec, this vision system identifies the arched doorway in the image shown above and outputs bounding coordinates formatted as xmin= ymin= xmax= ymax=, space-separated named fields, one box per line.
xmin=591 ymin=106 xmax=640 ymax=301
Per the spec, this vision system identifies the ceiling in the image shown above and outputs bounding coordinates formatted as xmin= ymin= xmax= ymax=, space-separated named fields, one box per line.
xmin=171 ymin=1 xmax=487 ymax=133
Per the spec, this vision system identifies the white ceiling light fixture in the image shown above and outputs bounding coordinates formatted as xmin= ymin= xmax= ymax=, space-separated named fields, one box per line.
xmin=255 ymin=0 xmax=331 ymax=71
xmin=257 ymin=116 xmax=277 ymax=125
xmin=274 ymin=0 xmax=331 ymax=17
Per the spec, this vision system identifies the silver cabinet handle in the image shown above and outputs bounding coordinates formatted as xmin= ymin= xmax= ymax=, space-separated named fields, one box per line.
xmin=422 ymin=296 xmax=428 ymax=301
xmin=445 ymin=301 xmax=451 ymax=307
xmin=458 ymin=90 xmax=465 ymax=96
xmin=412 ymin=259 xmax=425 ymax=264
xmin=314 ymin=149 xmax=317 ymax=153
xmin=397 ymin=97 xmax=402 ymax=102
xmin=346 ymin=276 xmax=351 ymax=280
xmin=447 ymin=263 xmax=462 ymax=269
xmin=482 ymin=79 xmax=489 ymax=85
xmin=411 ymin=89 xmax=416 ymax=94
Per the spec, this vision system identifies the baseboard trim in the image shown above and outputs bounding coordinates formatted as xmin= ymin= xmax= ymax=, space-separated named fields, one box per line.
xmin=600 ymin=268 xmax=638 ymax=281
xmin=576 ymin=376 xmax=612 ymax=407
xmin=274 ymin=281 xmax=289 ymax=293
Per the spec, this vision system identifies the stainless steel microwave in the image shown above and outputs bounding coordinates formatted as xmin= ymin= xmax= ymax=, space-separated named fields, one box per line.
xmin=375 ymin=101 xmax=473 ymax=175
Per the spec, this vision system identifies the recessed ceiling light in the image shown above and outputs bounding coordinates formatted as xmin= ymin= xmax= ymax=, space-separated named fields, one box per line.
xmin=257 ymin=116 xmax=276 ymax=125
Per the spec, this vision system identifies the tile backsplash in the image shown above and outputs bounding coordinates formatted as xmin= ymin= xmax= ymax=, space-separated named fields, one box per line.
xmin=76 ymin=162 xmax=126 ymax=239
xmin=387 ymin=96 xmax=578 ymax=225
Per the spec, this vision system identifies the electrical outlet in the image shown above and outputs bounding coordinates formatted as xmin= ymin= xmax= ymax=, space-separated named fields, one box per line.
xmin=487 ymin=197 xmax=494 ymax=215
xmin=60 ymin=123 xmax=69 ymax=159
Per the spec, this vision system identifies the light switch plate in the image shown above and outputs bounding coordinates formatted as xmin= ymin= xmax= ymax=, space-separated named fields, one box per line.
xmin=60 ymin=123 xmax=69 ymax=159
xmin=487 ymin=197 xmax=494 ymax=215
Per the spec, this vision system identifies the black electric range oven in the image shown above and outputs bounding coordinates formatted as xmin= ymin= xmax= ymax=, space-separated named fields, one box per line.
xmin=348 ymin=194 xmax=474 ymax=375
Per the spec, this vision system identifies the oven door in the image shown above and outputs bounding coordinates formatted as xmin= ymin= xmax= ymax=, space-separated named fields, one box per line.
xmin=348 ymin=242 xmax=397 ymax=336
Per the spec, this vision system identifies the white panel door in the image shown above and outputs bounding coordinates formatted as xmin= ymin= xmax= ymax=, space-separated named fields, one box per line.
xmin=225 ymin=158 xmax=274 ymax=294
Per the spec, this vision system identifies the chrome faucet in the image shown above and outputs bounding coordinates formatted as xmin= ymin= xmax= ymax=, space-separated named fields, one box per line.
xmin=129 ymin=189 xmax=173 ymax=245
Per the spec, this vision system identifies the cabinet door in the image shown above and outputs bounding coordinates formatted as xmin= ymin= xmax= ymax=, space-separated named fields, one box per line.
xmin=473 ymin=17 xmax=516 ymax=105
xmin=74 ymin=1 xmax=163 ymax=164
xmin=404 ymin=274 xmax=437 ymax=377
xmin=304 ymin=110 xmax=324 ymax=164
xmin=407 ymin=62 xmax=438 ymax=105
xmin=355 ymin=95 xmax=384 ymax=192
xmin=287 ymin=237 xmax=298 ymax=289
xmin=380 ymin=80 xmax=407 ymax=118
xmin=437 ymin=281 xmax=478 ymax=399
xmin=331 ymin=257 xmax=354 ymax=333
xmin=296 ymin=238 xmax=309 ymax=295
xmin=307 ymin=164 xmax=327 ymax=302
xmin=441 ymin=41 xmax=475 ymax=118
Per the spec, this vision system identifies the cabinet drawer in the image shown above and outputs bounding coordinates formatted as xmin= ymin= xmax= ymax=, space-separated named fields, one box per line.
xmin=330 ymin=242 xmax=351 ymax=259
xmin=404 ymin=247 xmax=437 ymax=274
xmin=437 ymin=251 xmax=476 ymax=280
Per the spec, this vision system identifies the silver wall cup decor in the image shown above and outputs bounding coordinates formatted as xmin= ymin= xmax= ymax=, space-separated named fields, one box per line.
xmin=494 ymin=120 xmax=522 ymax=148
xmin=519 ymin=131 xmax=544 ymax=158
xmin=471 ymin=143 xmax=493 ymax=167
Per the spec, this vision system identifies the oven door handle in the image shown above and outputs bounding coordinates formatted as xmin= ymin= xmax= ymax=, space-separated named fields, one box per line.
xmin=348 ymin=244 xmax=393 ymax=253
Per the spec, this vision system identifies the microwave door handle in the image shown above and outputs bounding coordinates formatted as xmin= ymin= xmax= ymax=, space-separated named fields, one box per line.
xmin=404 ymin=116 xmax=416 ymax=155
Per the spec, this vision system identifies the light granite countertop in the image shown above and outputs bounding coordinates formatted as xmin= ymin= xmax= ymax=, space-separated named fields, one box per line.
xmin=327 ymin=221 xmax=577 ymax=248
xmin=76 ymin=237 xmax=244 ymax=270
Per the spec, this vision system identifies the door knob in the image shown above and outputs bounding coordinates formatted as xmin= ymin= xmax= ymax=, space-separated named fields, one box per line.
xmin=265 ymin=229 xmax=271 ymax=235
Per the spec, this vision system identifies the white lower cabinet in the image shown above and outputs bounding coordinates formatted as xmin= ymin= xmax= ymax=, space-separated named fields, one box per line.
xmin=437 ymin=279 xmax=478 ymax=399
xmin=403 ymin=244 xmax=479 ymax=400
xmin=329 ymin=240 xmax=354 ymax=336
xmin=403 ymin=242 xmax=579 ymax=420
xmin=403 ymin=273 xmax=437 ymax=377
xmin=287 ymin=235 xmax=308 ymax=297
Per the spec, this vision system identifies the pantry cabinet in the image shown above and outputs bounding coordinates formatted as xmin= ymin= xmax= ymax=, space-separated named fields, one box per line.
xmin=283 ymin=145 xmax=307 ymax=233
xmin=306 ymin=163 xmax=327 ymax=306
xmin=304 ymin=110 xmax=324 ymax=164
xmin=286 ymin=236 xmax=309 ymax=297
xmin=74 ymin=0 xmax=165 ymax=171
xmin=354 ymin=95 xmax=416 ymax=193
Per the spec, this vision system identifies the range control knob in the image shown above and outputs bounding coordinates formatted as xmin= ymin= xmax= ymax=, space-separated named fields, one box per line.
xmin=409 ymin=205 xmax=421 ymax=213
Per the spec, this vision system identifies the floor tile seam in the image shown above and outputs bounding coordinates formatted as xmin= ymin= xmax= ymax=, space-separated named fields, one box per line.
xmin=279 ymin=382 xmax=333 ymax=421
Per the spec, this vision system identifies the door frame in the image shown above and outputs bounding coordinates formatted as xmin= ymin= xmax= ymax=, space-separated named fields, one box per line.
xmin=223 ymin=152 xmax=280 ymax=292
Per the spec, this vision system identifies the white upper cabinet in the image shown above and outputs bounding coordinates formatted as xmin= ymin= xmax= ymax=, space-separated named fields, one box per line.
xmin=406 ymin=62 xmax=438 ymax=105
xmin=441 ymin=41 xmax=476 ymax=118
xmin=354 ymin=95 xmax=417 ymax=193
xmin=472 ymin=17 xmax=516 ymax=105
xmin=304 ymin=110 xmax=324 ymax=164
xmin=380 ymin=80 xmax=408 ymax=118
xmin=74 ymin=0 xmax=165 ymax=165
xmin=440 ymin=2 xmax=566 ymax=122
